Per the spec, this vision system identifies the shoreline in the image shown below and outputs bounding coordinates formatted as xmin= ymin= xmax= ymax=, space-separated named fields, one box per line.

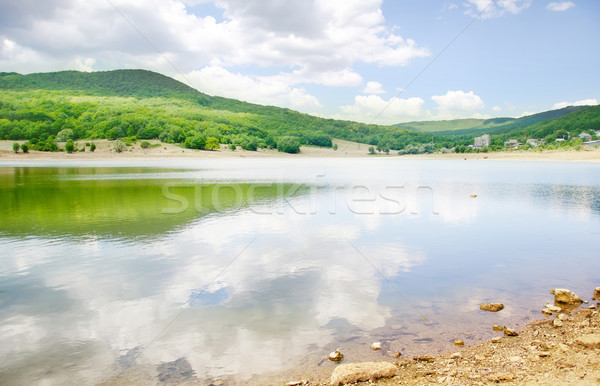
xmin=1 ymin=139 xmax=599 ymax=163
xmin=296 ymin=289 xmax=600 ymax=386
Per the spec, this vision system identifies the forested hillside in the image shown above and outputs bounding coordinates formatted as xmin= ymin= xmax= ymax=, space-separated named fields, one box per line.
xmin=0 ymin=70 xmax=439 ymax=153
xmin=1 ymin=70 xmax=598 ymax=154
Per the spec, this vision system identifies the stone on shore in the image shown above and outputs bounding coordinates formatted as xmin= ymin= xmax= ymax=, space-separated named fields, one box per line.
xmin=480 ymin=303 xmax=504 ymax=312
xmin=504 ymin=326 xmax=519 ymax=336
xmin=575 ymin=334 xmax=600 ymax=349
xmin=545 ymin=304 xmax=562 ymax=313
xmin=550 ymin=288 xmax=582 ymax=304
xmin=330 ymin=362 xmax=397 ymax=386
xmin=594 ymin=287 xmax=600 ymax=301
xmin=493 ymin=325 xmax=503 ymax=332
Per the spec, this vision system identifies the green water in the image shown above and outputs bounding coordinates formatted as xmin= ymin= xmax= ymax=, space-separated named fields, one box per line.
xmin=0 ymin=166 xmax=306 ymax=239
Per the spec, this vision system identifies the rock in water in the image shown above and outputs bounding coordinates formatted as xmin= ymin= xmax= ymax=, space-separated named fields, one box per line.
xmin=454 ymin=340 xmax=464 ymax=346
xmin=504 ymin=326 xmax=519 ymax=336
xmin=594 ymin=287 xmax=600 ymax=301
xmin=480 ymin=303 xmax=505 ymax=312
xmin=330 ymin=362 xmax=397 ymax=386
xmin=550 ymin=288 xmax=583 ymax=304
xmin=370 ymin=342 xmax=382 ymax=351
xmin=493 ymin=325 xmax=503 ymax=332
xmin=329 ymin=349 xmax=344 ymax=362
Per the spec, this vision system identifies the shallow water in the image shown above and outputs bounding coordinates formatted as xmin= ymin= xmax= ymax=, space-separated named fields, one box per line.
xmin=1 ymin=158 xmax=599 ymax=384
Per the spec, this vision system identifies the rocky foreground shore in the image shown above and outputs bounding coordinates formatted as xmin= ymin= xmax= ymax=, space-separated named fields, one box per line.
xmin=291 ymin=287 xmax=600 ymax=385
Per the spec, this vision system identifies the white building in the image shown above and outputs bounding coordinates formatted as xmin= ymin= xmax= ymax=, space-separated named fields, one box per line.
xmin=474 ymin=134 xmax=491 ymax=148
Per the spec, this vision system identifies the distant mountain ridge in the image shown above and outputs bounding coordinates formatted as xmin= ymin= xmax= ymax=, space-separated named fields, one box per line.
xmin=395 ymin=105 xmax=591 ymax=136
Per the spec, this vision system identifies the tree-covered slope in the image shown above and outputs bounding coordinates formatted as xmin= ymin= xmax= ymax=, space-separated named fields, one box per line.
xmin=0 ymin=69 xmax=441 ymax=152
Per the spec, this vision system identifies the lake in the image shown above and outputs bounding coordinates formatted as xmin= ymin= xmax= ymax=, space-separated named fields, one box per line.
xmin=1 ymin=158 xmax=599 ymax=385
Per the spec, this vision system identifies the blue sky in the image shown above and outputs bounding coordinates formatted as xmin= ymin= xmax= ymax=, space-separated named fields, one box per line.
xmin=0 ymin=0 xmax=598 ymax=124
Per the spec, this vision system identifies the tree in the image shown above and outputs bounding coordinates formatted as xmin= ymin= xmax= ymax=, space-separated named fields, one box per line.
xmin=56 ymin=129 xmax=74 ymax=142
xmin=184 ymin=134 xmax=206 ymax=150
xmin=12 ymin=142 xmax=20 ymax=153
xmin=107 ymin=126 xmax=125 ymax=140
xmin=65 ymin=139 xmax=75 ymax=153
xmin=277 ymin=136 xmax=301 ymax=153
xmin=90 ymin=142 xmax=96 ymax=152
xmin=205 ymin=137 xmax=220 ymax=150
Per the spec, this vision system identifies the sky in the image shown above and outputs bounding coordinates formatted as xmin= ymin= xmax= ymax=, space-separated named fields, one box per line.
xmin=0 ymin=0 xmax=598 ymax=124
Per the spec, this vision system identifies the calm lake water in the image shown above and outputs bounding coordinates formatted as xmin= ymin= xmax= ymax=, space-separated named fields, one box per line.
xmin=1 ymin=158 xmax=599 ymax=384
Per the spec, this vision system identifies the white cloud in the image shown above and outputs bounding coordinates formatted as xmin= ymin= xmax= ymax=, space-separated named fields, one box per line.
xmin=338 ymin=94 xmax=425 ymax=124
xmin=492 ymin=105 xmax=502 ymax=112
xmin=0 ymin=0 xmax=429 ymax=79
xmin=363 ymin=81 xmax=386 ymax=95
xmin=546 ymin=1 xmax=575 ymax=11
xmin=464 ymin=0 xmax=531 ymax=18
xmin=431 ymin=90 xmax=485 ymax=115
xmin=179 ymin=66 xmax=321 ymax=109
xmin=552 ymin=98 xmax=598 ymax=110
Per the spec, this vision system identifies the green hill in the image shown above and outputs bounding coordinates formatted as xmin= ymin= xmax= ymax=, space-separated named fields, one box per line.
xmin=0 ymin=69 xmax=444 ymax=152
xmin=1 ymin=69 xmax=598 ymax=154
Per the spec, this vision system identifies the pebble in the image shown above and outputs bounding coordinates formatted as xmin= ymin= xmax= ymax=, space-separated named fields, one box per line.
xmin=491 ymin=337 xmax=502 ymax=343
xmin=504 ymin=326 xmax=519 ymax=336
xmin=509 ymin=356 xmax=523 ymax=362
xmin=480 ymin=303 xmax=505 ymax=312
xmin=553 ymin=319 xmax=564 ymax=328
xmin=329 ymin=349 xmax=344 ymax=362
xmin=391 ymin=351 xmax=402 ymax=358
xmin=414 ymin=355 xmax=435 ymax=363
xmin=538 ymin=352 xmax=551 ymax=358
xmin=450 ymin=352 xmax=462 ymax=359
xmin=287 ymin=381 xmax=307 ymax=386
xmin=545 ymin=304 xmax=562 ymax=313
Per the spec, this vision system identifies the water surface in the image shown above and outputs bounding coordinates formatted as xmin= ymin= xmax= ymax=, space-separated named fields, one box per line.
xmin=1 ymin=158 xmax=599 ymax=384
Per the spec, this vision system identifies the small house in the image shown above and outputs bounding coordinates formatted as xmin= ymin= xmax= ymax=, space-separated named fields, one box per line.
xmin=504 ymin=139 xmax=522 ymax=149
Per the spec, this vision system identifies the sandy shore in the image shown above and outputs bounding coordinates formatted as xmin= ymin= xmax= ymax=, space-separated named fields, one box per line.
xmin=1 ymin=139 xmax=599 ymax=162
xmin=299 ymin=290 xmax=600 ymax=386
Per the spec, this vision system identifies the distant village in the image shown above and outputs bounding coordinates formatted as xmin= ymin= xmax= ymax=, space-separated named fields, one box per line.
xmin=472 ymin=131 xmax=600 ymax=150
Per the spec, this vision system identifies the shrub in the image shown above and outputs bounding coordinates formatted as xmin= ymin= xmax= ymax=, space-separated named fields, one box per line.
xmin=229 ymin=143 xmax=236 ymax=151
xmin=12 ymin=142 xmax=20 ymax=153
xmin=277 ymin=136 xmax=301 ymax=154
xmin=113 ymin=140 xmax=126 ymax=153
xmin=332 ymin=144 xmax=338 ymax=151
xmin=140 ymin=141 xmax=151 ymax=149
xmin=90 ymin=142 xmax=96 ymax=152
xmin=65 ymin=139 xmax=75 ymax=153
xmin=21 ymin=143 xmax=29 ymax=153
